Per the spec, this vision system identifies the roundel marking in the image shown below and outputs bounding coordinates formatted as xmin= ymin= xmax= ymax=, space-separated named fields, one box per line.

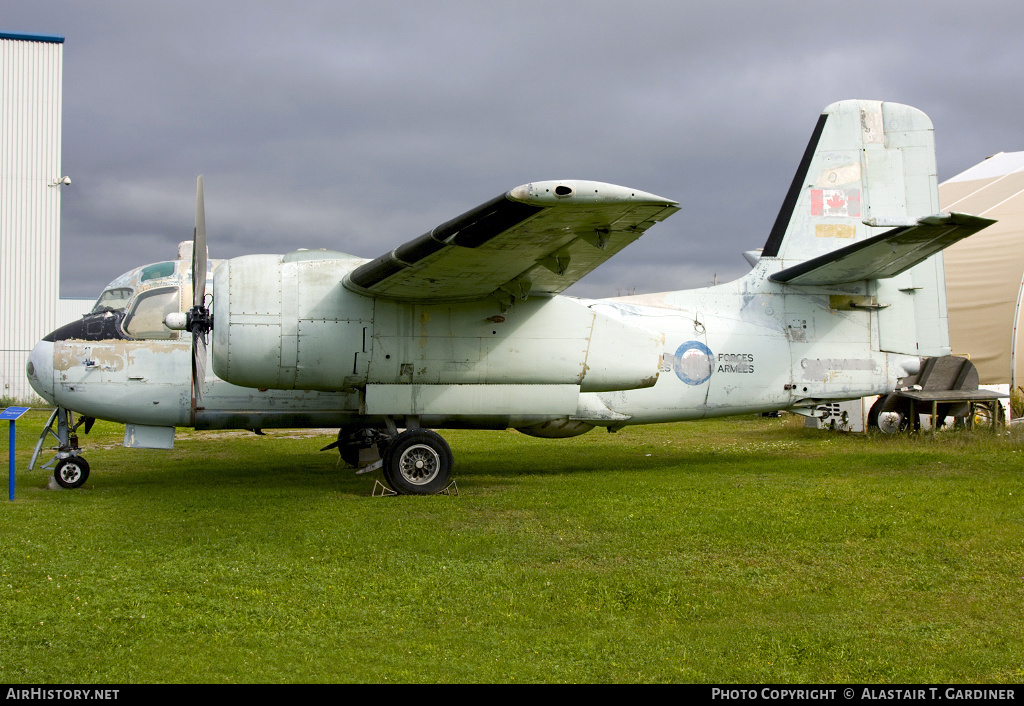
xmin=673 ymin=340 xmax=714 ymax=385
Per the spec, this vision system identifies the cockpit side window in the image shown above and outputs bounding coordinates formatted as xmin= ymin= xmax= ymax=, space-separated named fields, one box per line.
xmin=140 ymin=262 xmax=175 ymax=282
xmin=122 ymin=287 xmax=181 ymax=340
xmin=91 ymin=287 xmax=133 ymax=314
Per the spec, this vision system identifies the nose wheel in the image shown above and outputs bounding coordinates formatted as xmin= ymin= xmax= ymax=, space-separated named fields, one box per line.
xmin=54 ymin=457 xmax=91 ymax=489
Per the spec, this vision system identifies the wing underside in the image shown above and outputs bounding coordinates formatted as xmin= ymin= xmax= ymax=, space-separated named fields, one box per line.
xmin=343 ymin=180 xmax=679 ymax=305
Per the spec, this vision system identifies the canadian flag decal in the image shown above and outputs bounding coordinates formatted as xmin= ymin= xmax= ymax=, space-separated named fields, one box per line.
xmin=810 ymin=189 xmax=861 ymax=217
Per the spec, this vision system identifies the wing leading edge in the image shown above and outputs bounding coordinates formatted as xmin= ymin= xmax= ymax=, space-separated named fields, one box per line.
xmin=769 ymin=212 xmax=995 ymax=286
xmin=343 ymin=181 xmax=679 ymax=306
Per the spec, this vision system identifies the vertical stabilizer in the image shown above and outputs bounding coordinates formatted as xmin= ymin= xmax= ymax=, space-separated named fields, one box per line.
xmin=759 ymin=100 xmax=970 ymax=357
xmin=761 ymin=100 xmax=939 ymax=264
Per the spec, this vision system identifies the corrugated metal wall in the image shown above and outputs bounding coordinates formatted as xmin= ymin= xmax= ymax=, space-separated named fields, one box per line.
xmin=57 ymin=297 xmax=93 ymax=324
xmin=1 ymin=34 xmax=63 ymax=400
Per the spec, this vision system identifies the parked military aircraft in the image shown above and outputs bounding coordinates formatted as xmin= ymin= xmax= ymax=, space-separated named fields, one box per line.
xmin=26 ymin=100 xmax=993 ymax=494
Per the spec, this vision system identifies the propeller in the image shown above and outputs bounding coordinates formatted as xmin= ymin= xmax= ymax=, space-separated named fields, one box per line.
xmin=188 ymin=175 xmax=212 ymax=408
xmin=162 ymin=176 xmax=212 ymax=410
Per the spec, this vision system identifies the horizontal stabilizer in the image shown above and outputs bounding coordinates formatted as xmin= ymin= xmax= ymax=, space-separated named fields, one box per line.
xmin=769 ymin=212 xmax=995 ymax=286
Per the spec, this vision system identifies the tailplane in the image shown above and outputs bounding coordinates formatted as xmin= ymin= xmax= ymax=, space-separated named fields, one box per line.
xmin=770 ymin=212 xmax=993 ymax=285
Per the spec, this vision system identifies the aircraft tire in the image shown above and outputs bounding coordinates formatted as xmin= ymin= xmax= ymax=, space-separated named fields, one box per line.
xmin=872 ymin=394 xmax=918 ymax=434
xmin=867 ymin=394 xmax=889 ymax=429
xmin=54 ymin=457 xmax=90 ymax=489
xmin=382 ymin=429 xmax=453 ymax=495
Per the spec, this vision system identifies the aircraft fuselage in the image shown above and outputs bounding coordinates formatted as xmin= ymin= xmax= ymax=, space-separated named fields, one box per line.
xmin=28 ymin=251 xmax=915 ymax=439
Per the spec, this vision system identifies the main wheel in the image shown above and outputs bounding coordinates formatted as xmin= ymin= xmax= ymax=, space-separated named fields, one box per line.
xmin=54 ymin=457 xmax=90 ymax=489
xmin=381 ymin=429 xmax=453 ymax=495
xmin=333 ymin=424 xmax=363 ymax=468
xmin=870 ymin=393 xmax=919 ymax=434
xmin=973 ymin=400 xmax=1006 ymax=428
xmin=877 ymin=409 xmax=911 ymax=434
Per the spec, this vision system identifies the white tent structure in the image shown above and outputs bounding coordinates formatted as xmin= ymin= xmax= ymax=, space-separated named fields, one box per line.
xmin=942 ymin=152 xmax=1024 ymax=390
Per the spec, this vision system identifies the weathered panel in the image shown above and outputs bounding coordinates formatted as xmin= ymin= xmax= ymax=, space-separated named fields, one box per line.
xmin=49 ymin=339 xmax=191 ymax=426
xmin=294 ymin=319 xmax=368 ymax=389
xmin=367 ymin=296 xmax=660 ymax=391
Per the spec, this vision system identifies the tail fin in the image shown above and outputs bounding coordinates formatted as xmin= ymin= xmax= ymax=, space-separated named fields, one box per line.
xmin=760 ymin=100 xmax=984 ymax=267
xmin=760 ymin=100 xmax=994 ymax=357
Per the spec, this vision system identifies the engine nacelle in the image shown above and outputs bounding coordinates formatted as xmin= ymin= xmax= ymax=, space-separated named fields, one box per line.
xmin=212 ymin=252 xmax=372 ymax=390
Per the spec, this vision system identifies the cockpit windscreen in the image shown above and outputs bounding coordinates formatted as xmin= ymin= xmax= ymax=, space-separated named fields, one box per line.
xmin=91 ymin=287 xmax=133 ymax=314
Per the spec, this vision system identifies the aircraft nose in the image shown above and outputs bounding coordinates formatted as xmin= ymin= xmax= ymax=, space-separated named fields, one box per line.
xmin=26 ymin=340 xmax=55 ymax=405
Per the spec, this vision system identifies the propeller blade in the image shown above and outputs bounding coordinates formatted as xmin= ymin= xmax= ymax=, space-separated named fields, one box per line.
xmin=193 ymin=175 xmax=207 ymax=308
xmin=190 ymin=175 xmax=210 ymax=409
xmin=193 ymin=335 xmax=207 ymax=408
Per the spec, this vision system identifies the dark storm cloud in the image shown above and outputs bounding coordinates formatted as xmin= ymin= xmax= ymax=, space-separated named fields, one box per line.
xmin=5 ymin=0 xmax=1023 ymax=298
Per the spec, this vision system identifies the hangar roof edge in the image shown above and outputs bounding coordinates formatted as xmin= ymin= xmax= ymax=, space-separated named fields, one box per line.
xmin=0 ymin=31 xmax=65 ymax=44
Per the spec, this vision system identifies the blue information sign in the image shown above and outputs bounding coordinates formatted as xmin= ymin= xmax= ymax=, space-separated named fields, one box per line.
xmin=4 ymin=406 xmax=32 ymax=500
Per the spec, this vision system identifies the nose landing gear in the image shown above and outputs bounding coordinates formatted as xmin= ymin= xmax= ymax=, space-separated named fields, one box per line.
xmin=54 ymin=456 xmax=91 ymax=489
xmin=29 ymin=408 xmax=94 ymax=489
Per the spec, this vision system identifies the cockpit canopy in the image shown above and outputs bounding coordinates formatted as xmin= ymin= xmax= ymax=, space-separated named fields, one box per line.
xmin=118 ymin=286 xmax=181 ymax=340
xmin=47 ymin=258 xmax=214 ymax=343
xmin=86 ymin=261 xmax=189 ymax=340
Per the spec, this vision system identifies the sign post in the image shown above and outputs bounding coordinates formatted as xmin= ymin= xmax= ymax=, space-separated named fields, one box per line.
xmin=2 ymin=407 xmax=31 ymax=501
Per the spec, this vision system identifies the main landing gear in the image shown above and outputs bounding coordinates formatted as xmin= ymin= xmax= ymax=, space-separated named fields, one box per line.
xmin=322 ymin=420 xmax=455 ymax=495
xmin=29 ymin=408 xmax=95 ymax=489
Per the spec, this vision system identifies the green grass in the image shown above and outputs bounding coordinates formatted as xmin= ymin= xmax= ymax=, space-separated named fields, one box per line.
xmin=2 ymin=410 xmax=1023 ymax=683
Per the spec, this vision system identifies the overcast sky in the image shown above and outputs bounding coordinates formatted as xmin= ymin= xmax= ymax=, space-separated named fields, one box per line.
xmin=6 ymin=0 xmax=1023 ymax=299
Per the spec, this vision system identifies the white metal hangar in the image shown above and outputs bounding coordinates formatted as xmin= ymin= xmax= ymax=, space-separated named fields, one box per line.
xmin=1 ymin=30 xmax=89 ymax=401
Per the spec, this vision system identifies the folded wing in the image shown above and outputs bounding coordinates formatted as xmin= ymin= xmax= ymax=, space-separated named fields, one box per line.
xmin=343 ymin=180 xmax=679 ymax=305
